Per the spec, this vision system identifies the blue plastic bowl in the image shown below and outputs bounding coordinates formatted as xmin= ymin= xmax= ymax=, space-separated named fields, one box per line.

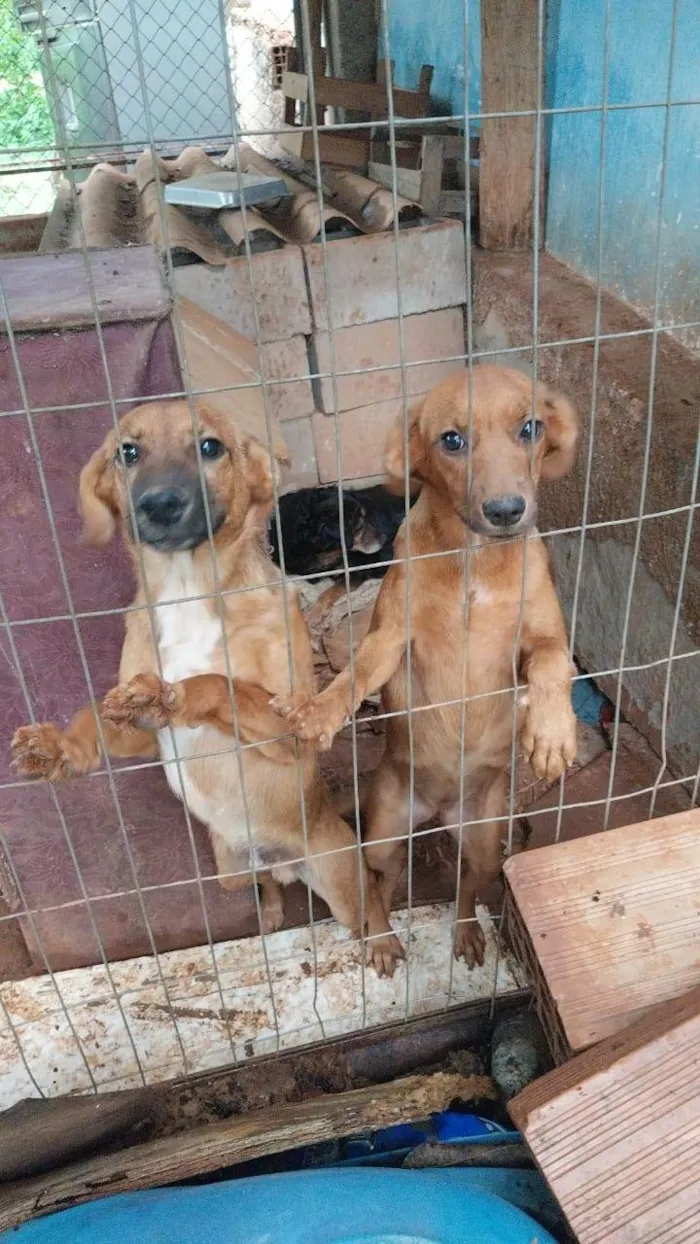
xmin=5 ymin=1168 xmax=556 ymax=1243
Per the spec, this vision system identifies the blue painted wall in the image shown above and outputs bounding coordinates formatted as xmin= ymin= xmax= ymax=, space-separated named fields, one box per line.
xmin=383 ymin=0 xmax=481 ymax=116
xmin=546 ymin=0 xmax=700 ymax=341
xmin=383 ymin=0 xmax=699 ymax=341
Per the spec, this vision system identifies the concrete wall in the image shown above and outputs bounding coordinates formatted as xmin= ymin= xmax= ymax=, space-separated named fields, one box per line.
xmin=382 ymin=0 xmax=480 ymax=115
xmin=545 ymin=0 xmax=700 ymax=353
xmin=383 ymin=0 xmax=699 ymax=348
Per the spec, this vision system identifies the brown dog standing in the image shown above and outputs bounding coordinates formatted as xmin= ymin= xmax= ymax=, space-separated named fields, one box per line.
xmin=12 ymin=400 xmax=402 ymax=973
xmin=275 ymin=366 xmax=579 ymax=974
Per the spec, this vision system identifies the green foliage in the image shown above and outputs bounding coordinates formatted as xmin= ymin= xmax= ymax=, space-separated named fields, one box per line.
xmin=0 ymin=0 xmax=55 ymax=151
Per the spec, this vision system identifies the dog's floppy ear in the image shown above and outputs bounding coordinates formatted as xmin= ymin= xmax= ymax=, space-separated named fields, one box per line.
xmin=538 ymin=387 xmax=579 ymax=480
xmin=241 ymin=435 xmax=281 ymax=505
xmin=385 ymin=400 xmax=426 ymax=490
xmin=78 ymin=432 xmax=118 ymax=545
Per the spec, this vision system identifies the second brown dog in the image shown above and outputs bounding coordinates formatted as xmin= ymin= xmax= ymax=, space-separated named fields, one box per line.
xmin=275 ymin=365 xmax=579 ymax=975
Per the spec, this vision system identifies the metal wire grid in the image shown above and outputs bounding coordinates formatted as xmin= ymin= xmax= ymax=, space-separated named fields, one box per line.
xmin=0 ymin=0 xmax=698 ymax=1098
xmin=0 ymin=0 xmax=295 ymax=210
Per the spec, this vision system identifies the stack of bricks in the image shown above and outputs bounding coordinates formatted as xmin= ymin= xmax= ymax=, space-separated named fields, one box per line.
xmin=174 ymin=220 xmax=467 ymax=488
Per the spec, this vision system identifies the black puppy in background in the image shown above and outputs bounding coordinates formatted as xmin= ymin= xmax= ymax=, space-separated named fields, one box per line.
xmin=268 ymin=484 xmax=416 ymax=585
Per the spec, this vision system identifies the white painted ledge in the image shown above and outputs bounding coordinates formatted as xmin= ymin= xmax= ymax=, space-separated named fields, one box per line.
xmin=0 ymin=903 xmax=524 ymax=1108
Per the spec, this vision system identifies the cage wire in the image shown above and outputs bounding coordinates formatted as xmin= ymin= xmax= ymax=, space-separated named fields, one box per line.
xmin=0 ymin=0 xmax=698 ymax=1105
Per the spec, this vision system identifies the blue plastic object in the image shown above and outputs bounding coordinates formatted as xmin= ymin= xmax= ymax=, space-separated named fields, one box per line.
xmin=571 ymin=675 xmax=612 ymax=725
xmin=5 ymin=1168 xmax=558 ymax=1244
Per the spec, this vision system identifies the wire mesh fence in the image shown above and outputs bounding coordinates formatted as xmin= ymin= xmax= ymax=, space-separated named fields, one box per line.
xmin=0 ymin=0 xmax=699 ymax=1104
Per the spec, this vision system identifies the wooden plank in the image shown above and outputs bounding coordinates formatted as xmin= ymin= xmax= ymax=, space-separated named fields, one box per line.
xmin=0 ymin=246 xmax=170 ymax=333
xmin=479 ymin=0 xmax=544 ymax=249
xmin=0 ymin=1089 xmax=156 ymax=1181
xmin=418 ymin=135 xmax=445 ymax=215
xmin=0 ymin=212 xmax=47 ymax=256
xmin=278 ymin=126 xmax=370 ymax=169
xmin=503 ymin=808 xmax=700 ymax=1054
xmin=282 ymin=69 xmax=430 ymax=118
xmin=510 ymin=987 xmax=700 ymax=1244
xmin=368 ymin=161 xmax=422 ymax=200
xmin=0 ymin=1072 xmax=494 ymax=1232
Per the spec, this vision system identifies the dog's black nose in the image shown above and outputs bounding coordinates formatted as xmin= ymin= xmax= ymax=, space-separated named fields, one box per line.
xmin=482 ymin=495 xmax=526 ymax=528
xmin=137 ymin=487 xmax=189 ymax=527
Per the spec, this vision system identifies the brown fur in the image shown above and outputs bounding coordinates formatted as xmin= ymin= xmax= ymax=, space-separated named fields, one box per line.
xmin=274 ymin=366 xmax=579 ymax=973
xmin=11 ymin=400 xmax=402 ymax=974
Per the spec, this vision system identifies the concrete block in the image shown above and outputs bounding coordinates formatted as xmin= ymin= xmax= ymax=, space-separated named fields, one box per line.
xmin=280 ymin=415 xmax=318 ymax=491
xmin=313 ymin=307 xmax=465 ymax=413
xmin=312 ymin=395 xmax=425 ymax=483
xmin=262 ymin=336 xmax=315 ymax=421
xmin=173 ymin=246 xmax=311 ymax=343
xmin=304 ymin=221 xmax=467 ymax=331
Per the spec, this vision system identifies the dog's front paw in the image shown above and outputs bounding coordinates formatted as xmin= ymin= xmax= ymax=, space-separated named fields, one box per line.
xmin=453 ymin=919 xmax=486 ymax=969
xmin=521 ymin=700 xmax=577 ymax=783
xmin=102 ymin=674 xmax=180 ymax=731
xmin=12 ymin=723 xmax=88 ymax=781
xmin=366 ymin=930 xmax=405 ymax=978
xmin=270 ymin=690 xmax=347 ymax=751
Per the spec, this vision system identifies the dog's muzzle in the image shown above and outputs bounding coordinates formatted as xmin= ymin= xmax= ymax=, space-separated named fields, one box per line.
xmin=131 ymin=471 xmax=225 ymax=552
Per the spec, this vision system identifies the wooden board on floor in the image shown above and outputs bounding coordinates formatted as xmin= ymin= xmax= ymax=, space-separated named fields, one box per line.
xmin=0 ymin=1071 xmax=493 ymax=1232
xmin=503 ymin=808 xmax=700 ymax=1055
xmin=510 ymin=986 xmax=700 ymax=1244
xmin=479 ymin=0 xmax=544 ymax=249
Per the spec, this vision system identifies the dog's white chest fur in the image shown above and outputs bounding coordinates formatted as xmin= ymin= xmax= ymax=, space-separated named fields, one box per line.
xmin=153 ymin=555 xmax=222 ymax=809
xmin=155 ymin=555 xmax=221 ymax=684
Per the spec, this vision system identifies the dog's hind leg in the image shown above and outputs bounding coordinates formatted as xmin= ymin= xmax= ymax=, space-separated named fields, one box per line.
xmin=304 ymin=808 xmax=405 ymax=978
xmin=443 ymin=770 xmax=507 ymax=969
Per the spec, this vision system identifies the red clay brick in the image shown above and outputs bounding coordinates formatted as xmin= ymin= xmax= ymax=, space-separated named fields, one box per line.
xmin=312 ymin=395 xmax=425 ymax=483
xmin=262 ymin=336 xmax=315 ymax=421
xmin=303 ymin=221 xmax=467 ymax=331
xmin=173 ymin=247 xmax=311 ymax=342
xmin=313 ymin=308 xmax=464 ymax=413
xmin=280 ymin=415 xmax=318 ymax=490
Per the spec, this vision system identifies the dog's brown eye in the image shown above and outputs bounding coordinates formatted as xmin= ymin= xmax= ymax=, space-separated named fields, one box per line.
xmin=439 ymin=430 xmax=466 ymax=454
xmin=200 ymin=437 xmax=225 ymax=460
xmin=520 ymin=419 xmax=544 ymax=442
xmin=117 ymin=442 xmax=139 ymax=466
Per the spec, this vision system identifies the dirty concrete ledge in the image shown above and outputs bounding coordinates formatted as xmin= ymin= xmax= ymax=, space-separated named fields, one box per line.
xmin=474 ymin=249 xmax=700 ymax=780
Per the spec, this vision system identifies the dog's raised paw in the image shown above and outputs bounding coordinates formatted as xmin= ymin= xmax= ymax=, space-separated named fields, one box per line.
xmin=102 ymin=674 xmax=177 ymax=731
xmin=12 ymin=723 xmax=84 ymax=781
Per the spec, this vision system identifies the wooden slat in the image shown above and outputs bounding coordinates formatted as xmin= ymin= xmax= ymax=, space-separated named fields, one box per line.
xmin=282 ymin=69 xmax=430 ymax=118
xmin=510 ymin=987 xmax=700 ymax=1244
xmin=418 ymin=135 xmax=444 ymax=216
xmin=0 ymin=246 xmax=170 ymax=332
xmin=503 ymin=808 xmax=700 ymax=1052
xmin=479 ymin=0 xmax=544 ymax=249
xmin=0 ymin=212 xmax=47 ymax=256
xmin=278 ymin=126 xmax=370 ymax=169
xmin=0 ymin=1072 xmax=494 ymax=1233
xmin=368 ymin=161 xmax=422 ymax=200
xmin=0 ymin=1089 xmax=156 ymax=1181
